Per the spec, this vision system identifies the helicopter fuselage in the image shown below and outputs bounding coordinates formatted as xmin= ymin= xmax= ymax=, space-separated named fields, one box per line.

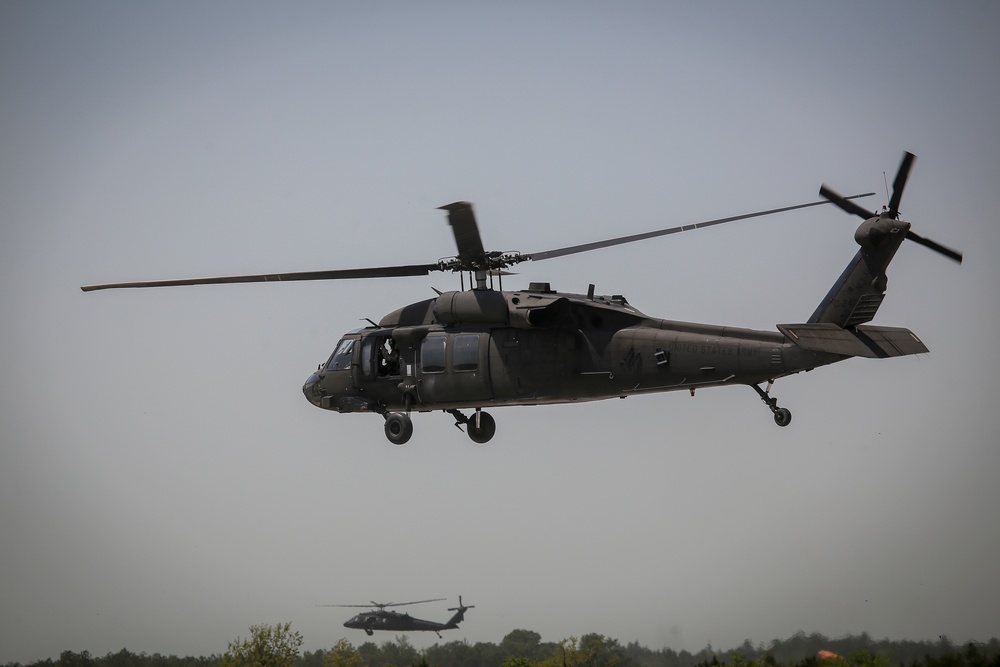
xmin=344 ymin=610 xmax=453 ymax=635
xmin=302 ymin=284 xmax=840 ymax=418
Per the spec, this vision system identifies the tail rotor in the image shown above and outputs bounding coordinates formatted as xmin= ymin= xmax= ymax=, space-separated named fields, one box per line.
xmin=445 ymin=596 xmax=474 ymax=627
xmin=819 ymin=151 xmax=963 ymax=264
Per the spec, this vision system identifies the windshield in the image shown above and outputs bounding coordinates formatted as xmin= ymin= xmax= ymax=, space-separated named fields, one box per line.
xmin=326 ymin=338 xmax=355 ymax=371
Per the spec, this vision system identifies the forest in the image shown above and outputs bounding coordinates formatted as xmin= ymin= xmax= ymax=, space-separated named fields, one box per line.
xmin=5 ymin=629 xmax=999 ymax=667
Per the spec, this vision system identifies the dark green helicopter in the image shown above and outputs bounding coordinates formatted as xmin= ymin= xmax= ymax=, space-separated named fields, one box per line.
xmin=82 ymin=152 xmax=961 ymax=445
xmin=320 ymin=597 xmax=473 ymax=638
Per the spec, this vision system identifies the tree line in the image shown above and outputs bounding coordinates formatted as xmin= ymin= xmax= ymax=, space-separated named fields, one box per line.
xmin=6 ymin=627 xmax=998 ymax=667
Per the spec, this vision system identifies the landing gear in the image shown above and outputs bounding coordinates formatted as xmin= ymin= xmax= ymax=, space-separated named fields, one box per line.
xmin=467 ymin=411 xmax=496 ymax=444
xmin=752 ymin=381 xmax=792 ymax=427
xmin=383 ymin=412 xmax=413 ymax=444
xmin=448 ymin=408 xmax=497 ymax=444
xmin=382 ymin=408 xmax=497 ymax=444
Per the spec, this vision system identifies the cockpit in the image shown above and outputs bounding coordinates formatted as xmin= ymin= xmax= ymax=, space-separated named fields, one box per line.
xmin=302 ymin=335 xmax=362 ymax=411
xmin=326 ymin=338 xmax=356 ymax=371
xmin=302 ymin=329 xmax=410 ymax=415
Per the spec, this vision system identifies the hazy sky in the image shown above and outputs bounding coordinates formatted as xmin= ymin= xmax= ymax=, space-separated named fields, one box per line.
xmin=2 ymin=2 xmax=999 ymax=664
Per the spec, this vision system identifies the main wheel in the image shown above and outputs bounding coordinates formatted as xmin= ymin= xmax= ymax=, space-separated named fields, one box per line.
xmin=773 ymin=407 xmax=792 ymax=427
xmin=466 ymin=411 xmax=496 ymax=444
xmin=384 ymin=412 xmax=413 ymax=444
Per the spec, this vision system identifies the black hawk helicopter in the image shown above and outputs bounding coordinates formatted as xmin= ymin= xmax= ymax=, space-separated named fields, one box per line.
xmin=320 ymin=597 xmax=473 ymax=638
xmin=82 ymin=152 xmax=961 ymax=444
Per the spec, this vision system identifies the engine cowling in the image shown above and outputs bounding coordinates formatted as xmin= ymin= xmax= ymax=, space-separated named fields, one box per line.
xmin=432 ymin=288 xmax=584 ymax=329
xmin=434 ymin=290 xmax=509 ymax=325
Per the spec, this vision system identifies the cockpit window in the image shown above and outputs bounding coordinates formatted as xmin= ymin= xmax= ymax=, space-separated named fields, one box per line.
xmin=326 ymin=339 xmax=355 ymax=371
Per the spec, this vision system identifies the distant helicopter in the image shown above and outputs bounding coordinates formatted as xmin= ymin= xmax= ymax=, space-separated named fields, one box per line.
xmin=320 ymin=597 xmax=474 ymax=638
xmin=82 ymin=152 xmax=961 ymax=444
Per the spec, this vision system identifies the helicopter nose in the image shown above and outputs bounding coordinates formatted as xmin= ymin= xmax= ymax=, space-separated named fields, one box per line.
xmin=302 ymin=372 xmax=323 ymax=407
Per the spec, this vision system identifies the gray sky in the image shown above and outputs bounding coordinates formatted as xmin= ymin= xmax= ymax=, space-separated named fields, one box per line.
xmin=2 ymin=1 xmax=998 ymax=664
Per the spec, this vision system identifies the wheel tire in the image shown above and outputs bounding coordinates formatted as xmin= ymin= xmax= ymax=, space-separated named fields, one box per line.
xmin=384 ymin=412 xmax=413 ymax=444
xmin=773 ymin=407 xmax=792 ymax=427
xmin=467 ymin=411 xmax=496 ymax=444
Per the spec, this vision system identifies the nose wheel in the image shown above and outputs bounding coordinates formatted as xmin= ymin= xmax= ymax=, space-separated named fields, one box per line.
xmin=752 ymin=382 xmax=792 ymax=427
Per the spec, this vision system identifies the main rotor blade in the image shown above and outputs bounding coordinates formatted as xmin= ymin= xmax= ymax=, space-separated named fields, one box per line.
xmin=317 ymin=604 xmax=377 ymax=608
xmin=819 ymin=185 xmax=876 ymax=220
xmin=317 ymin=597 xmax=445 ymax=608
xmin=384 ymin=598 xmax=447 ymax=607
xmin=527 ymin=193 xmax=876 ymax=262
xmin=439 ymin=201 xmax=486 ymax=267
xmin=906 ymin=230 xmax=963 ymax=264
xmin=80 ymin=263 xmax=439 ymax=292
xmin=887 ymin=151 xmax=915 ymax=218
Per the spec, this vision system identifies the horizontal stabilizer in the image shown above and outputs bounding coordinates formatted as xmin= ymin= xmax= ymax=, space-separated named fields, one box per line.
xmin=778 ymin=323 xmax=928 ymax=358
xmin=854 ymin=325 xmax=929 ymax=357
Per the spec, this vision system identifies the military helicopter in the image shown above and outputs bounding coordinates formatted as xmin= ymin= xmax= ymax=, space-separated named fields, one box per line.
xmin=320 ymin=597 xmax=474 ymax=638
xmin=82 ymin=152 xmax=961 ymax=444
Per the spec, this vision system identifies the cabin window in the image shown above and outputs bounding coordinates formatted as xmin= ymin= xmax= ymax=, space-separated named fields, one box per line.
xmin=453 ymin=334 xmax=480 ymax=372
xmin=326 ymin=339 xmax=355 ymax=371
xmin=421 ymin=336 xmax=446 ymax=373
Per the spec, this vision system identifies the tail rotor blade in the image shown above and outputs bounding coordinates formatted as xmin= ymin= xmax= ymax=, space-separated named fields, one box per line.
xmin=887 ymin=151 xmax=916 ymax=217
xmin=819 ymin=184 xmax=875 ymax=220
xmin=906 ymin=230 xmax=963 ymax=264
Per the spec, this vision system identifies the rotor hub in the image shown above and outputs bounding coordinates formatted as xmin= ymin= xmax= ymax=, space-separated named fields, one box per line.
xmin=854 ymin=216 xmax=910 ymax=250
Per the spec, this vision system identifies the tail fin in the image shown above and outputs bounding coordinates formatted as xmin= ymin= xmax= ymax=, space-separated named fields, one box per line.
xmin=444 ymin=596 xmax=474 ymax=629
xmin=808 ymin=231 xmax=907 ymax=327
xmin=798 ymin=216 xmax=929 ymax=356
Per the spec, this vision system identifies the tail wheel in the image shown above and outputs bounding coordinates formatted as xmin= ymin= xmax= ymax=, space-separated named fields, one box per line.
xmin=384 ymin=412 xmax=413 ymax=444
xmin=773 ymin=407 xmax=792 ymax=427
xmin=467 ymin=411 xmax=496 ymax=444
